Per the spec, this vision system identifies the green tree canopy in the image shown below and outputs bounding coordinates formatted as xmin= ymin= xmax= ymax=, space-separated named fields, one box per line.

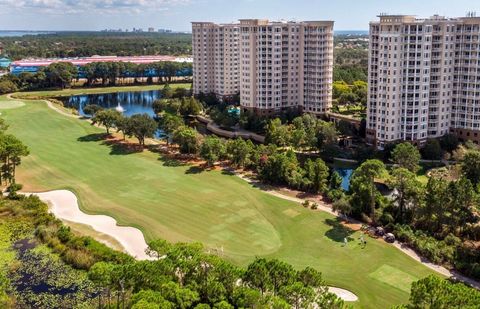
xmin=388 ymin=168 xmax=422 ymax=223
xmin=461 ymin=150 xmax=480 ymax=187
xmin=127 ymin=114 xmax=158 ymax=146
xmin=265 ymin=118 xmax=291 ymax=147
xmin=200 ymin=136 xmax=226 ymax=166
xmin=92 ymin=109 xmax=122 ymax=134
xmin=173 ymin=126 xmax=202 ymax=154
xmin=83 ymin=104 xmax=103 ymax=116
xmin=226 ymin=138 xmax=254 ymax=168
xmin=349 ymin=159 xmax=387 ymax=221
xmin=0 ymin=133 xmax=30 ymax=184
xmin=391 ymin=142 xmax=421 ymax=172
xmin=399 ymin=275 xmax=480 ymax=308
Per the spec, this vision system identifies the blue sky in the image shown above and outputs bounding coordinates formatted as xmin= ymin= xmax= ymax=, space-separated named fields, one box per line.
xmin=0 ymin=0 xmax=478 ymax=31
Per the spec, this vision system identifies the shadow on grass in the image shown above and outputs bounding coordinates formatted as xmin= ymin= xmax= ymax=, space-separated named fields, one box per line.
xmin=324 ymin=218 xmax=356 ymax=243
xmin=221 ymin=169 xmax=235 ymax=176
xmin=158 ymin=156 xmax=189 ymax=167
xmin=104 ymin=141 xmax=143 ymax=155
xmin=77 ymin=133 xmax=144 ymax=155
xmin=77 ymin=133 xmax=109 ymax=142
xmin=185 ymin=166 xmax=205 ymax=174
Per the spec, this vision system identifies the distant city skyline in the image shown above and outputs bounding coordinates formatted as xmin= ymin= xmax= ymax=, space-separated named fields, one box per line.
xmin=0 ymin=0 xmax=478 ymax=31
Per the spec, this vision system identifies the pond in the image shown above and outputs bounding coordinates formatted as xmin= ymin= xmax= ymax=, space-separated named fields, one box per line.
xmin=11 ymin=238 xmax=97 ymax=307
xmin=62 ymin=90 xmax=162 ymax=117
xmin=62 ymin=90 xmax=166 ymax=137
xmin=333 ymin=167 xmax=354 ymax=191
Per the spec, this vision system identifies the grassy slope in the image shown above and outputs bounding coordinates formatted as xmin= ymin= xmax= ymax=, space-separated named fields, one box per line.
xmin=2 ymin=99 xmax=438 ymax=308
xmin=11 ymin=83 xmax=191 ymax=99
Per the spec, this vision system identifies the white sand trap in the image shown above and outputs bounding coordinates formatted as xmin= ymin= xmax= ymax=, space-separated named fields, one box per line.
xmin=25 ymin=190 xmax=152 ymax=260
xmin=328 ymin=287 xmax=358 ymax=302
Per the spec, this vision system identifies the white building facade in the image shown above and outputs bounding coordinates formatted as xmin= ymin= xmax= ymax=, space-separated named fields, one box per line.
xmin=192 ymin=19 xmax=334 ymax=116
xmin=367 ymin=14 xmax=480 ymax=148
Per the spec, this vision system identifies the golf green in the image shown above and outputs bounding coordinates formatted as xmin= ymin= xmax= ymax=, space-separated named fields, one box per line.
xmin=2 ymin=97 xmax=439 ymax=308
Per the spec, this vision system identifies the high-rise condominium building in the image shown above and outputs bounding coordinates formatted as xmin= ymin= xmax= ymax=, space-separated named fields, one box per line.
xmin=192 ymin=22 xmax=240 ymax=98
xmin=192 ymin=19 xmax=334 ymax=116
xmin=367 ymin=14 xmax=480 ymax=149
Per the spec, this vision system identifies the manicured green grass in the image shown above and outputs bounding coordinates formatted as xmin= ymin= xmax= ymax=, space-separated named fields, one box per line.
xmin=368 ymin=264 xmax=418 ymax=294
xmin=2 ymin=99 xmax=440 ymax=308
xmin=11 ymin=83 xmax=191 ymax=99
xmin=0 ymin=100 xmax=25 ymax=109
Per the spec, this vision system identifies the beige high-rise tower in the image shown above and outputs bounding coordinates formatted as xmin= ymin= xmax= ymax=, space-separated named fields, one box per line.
xmin=367 ymin=14 xmax=480 ymax=149
xmin=191 ymin=22 xmax=239 ymax=98
xmin=192 ymin=19 xmax=334 ymax=116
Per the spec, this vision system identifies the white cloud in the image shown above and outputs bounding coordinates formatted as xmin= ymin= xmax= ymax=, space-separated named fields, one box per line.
xmin=0 ymin=0 xmax=190 ymax=14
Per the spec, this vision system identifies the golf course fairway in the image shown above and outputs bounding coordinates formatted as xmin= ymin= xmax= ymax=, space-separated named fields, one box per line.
xmin=1 ymin=96 xmax=439 ymax=308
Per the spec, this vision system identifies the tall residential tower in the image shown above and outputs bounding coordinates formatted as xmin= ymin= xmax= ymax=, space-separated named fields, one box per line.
xmin=367 ymin=14 xmax=480 ymax=148
xmin=192 ymin=19 xmax=334 ymax=116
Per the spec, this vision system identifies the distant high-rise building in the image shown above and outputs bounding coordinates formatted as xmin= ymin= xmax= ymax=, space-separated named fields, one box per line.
xmin=192 ymin=19 xmax=334 ymax=116
xmin=148 ymin=27 xmax=155 ymax=32
xmin=367 ymin=14 xmax=480 ymax=148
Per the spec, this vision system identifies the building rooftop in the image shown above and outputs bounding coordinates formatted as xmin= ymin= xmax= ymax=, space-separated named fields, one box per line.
xmin=373 ymin=13 xmax=480 ymax=24
xmin=194 ymin=19 xmax=334 ymax=26
xmin=11 ymin=55 xmax=192 ymax=67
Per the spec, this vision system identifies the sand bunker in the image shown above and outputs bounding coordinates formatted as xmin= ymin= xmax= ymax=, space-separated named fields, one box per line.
xmin=26 ymin=190 xmax=152 ymax=260
xmin=328 ymin=287 xmax=358 ymax=302
xmin=25 ymin=190 xmax=359 ymax=301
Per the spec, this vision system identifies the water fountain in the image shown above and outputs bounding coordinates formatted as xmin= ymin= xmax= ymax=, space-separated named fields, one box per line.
xmin=115 ymin=102 xmax=125 ymax=113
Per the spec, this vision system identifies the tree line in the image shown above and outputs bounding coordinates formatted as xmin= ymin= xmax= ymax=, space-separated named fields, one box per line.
xmin=80 ymin=60 xmax=192 ymax=86
xmin=0 ymin=61 xmax=192 ymax=94
xmin=85 ymin=86 xmax=203 ymax=147
xmin=0 ymin=118 xmax=29 ymax=189
xmin=0 ymin=32 xmax=192 ymax=60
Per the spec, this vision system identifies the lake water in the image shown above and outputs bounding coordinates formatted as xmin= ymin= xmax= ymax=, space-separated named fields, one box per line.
xmin=333 ymin=167 xmax=354 ymax=191
xmin=62 ymin=90 xmax=164 ymax=137
xmin=63 ymin=90 xmax=161 ymax=117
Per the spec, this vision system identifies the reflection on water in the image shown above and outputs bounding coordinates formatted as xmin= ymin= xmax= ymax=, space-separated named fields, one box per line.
xmin=333 ymin=167 xmax=354 ymax=191
xmin=62 ymin=90 xmax=164 ymax=137
xmin=12 ymin=239 xmax=97 ymax=307
xmin=63 ymin=90 xmax=162 ymax=117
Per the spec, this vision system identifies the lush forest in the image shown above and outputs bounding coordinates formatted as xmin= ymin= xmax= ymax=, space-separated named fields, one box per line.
xmin=333 ymin=35 xmax=368 ymax=84
xmin=0 ymin=32 xmax=192 ymax=60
